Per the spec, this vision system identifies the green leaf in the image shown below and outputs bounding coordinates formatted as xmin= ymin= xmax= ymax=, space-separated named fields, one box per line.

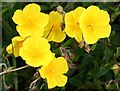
xmin=91 ymin=43 xmax=97 ymax=50
xmin=116 ymin=47 xmax=120 ymax=57
xmin=97 ymin=64 xmax=111 ymax=77
xmin=111 ymin=8 xmax=120 ymax=23
xmin=104 ymin=46 xmax=111 ymax=61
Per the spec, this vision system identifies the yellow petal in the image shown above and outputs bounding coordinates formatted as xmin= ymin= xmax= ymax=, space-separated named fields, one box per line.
xmin=74 ymin=25 xmax=82 ymax=42
xmin=49 ymin=11 xmax=62 ymax=24
xmin=54 ymin=57 xmax=68 ymax=74
xmin=64 ymin=7 xmax=84 ymax=42
xmin=19 ymin=37 xmax=54 ymax=67
xmin=55 ymin=74 xmax=67 ymax=87
xmin=53 ymin=29 xmax=66 ymax=42
xmin=6 ymin=44 xmax=13 ymax=54
xmin=17 ymin=24 xmax=44 ymax=38
xmin=46 ymin=74 xmax=67 ymax=89
xmin=12 ymin=10 xmax=27 ymax=25
xmin=46 ymin=74 xmax=57 ymax=89
xmin=47 ymin=26 xmax=66 ymax=42
xmin=79 ymin=5 xmax=100 ymax=28
xmin=64 ymin=25 xmax=75 ymax=38
xmin=6 ymin=36 xmax=25 ymax=57
xmin=23 ymin=3 xmax=41 ymax=19
xmin=94 ymin=25 xmax=111 ymax=38
xmin=65 ymin=11 xmax=74 ymax=25
xmin=16 ymin=24 xmax=31 ymax=38
xmin=34 ymin=13 xmax=49 ymax=27
xmin=95 ymin=10 xmax=110 ymax=26
xmin=39 ymin=66 xmax=47 ymax=79
xmin=85 ymin=5 xmax=100 ymax=20
xmin=74 ymin=6 xmax=85 ymax=22
xmin=82 ymin=27 xmax=99 ymax=44
xmin=43 ymin=11 xmax=65 ymax=42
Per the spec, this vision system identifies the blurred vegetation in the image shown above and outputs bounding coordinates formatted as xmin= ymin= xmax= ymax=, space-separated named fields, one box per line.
xmin=2 ymin=2 xmax=120 ymax=91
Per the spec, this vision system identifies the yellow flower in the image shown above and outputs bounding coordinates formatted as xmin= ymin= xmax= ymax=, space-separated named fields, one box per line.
xmin=6 ymin=36 xmax=25 ymax=57
xmin=43 ymin=11 xmax=66 ymax=43
xmin=19 ymin=37 xmax=54 ymax=67
xmin=64 ymin=7 xmax=85 ymax=42
xmin=12 ymin=3 xmax=49 ymax=38
xmin=39 ymin=57 xmax=68 ymax=89
xmin=79 ymin=5 xmax=111 ymax=44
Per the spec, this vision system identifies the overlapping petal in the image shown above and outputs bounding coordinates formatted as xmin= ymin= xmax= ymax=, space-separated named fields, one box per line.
xmin=6 ymin=36 xmax=25 ymax=57
xmin=19 ymin=37 xmax=54 ymax=67
xmin=64 ymin=7 xmax=85 ymax=42
xmin=43 ymin=11 xmax=66 ymax=42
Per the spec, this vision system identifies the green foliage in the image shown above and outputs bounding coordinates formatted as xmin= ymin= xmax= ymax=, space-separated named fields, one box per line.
xmin=2 ymin=2 xmax=120 ymax=91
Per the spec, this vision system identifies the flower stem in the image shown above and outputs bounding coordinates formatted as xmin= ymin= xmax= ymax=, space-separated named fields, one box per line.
xmin=0 ymin=65 xmax=29 ymax=76
xmin=12 ymin=55 xmax=18 ymax=90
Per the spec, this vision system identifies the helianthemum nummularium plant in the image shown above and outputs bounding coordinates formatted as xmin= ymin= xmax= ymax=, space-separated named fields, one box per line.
xmin=5 ymin=3 xmax=112 ymax=90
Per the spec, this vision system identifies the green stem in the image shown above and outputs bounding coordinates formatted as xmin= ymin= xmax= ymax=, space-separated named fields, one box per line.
xmin=39 ymin=83 xmax=44 ymax=90
xmin=12 ymin=55 xmax=18 ymax=90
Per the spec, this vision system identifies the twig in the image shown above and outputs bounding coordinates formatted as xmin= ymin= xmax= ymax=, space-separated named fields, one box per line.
xmin=29 ymin=77 xmax=40 ymax=90
xmin=0 ymin=65 xmax=29 ymax=76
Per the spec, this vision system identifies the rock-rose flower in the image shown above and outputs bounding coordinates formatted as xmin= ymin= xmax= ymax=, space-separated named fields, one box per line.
xmin=39 ymin=57 xmax=68 ymax=89
xmin=12 ymin=3 xmax=49 ymax=38
xmin=6 ymin=36 xmax=25 ymax=57
xmin=79 ymin=5 xmax=111 ymax=44
xmin=64 ymin=7 xmax=85 ymax=42
xmin=43 ymin=11 xmax=66 ymax=42
xmin=19 ymin=37 xmax=54 ymax=67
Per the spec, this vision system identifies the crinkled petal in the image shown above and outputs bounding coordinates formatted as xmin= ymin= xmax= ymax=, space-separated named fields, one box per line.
xmin=85 ymin=5 xmax=100 ymax=20
xmin=16 ymin=24 xmax=31 ymax=38
xmin=46 ymin=74 xmax=67 ymax=89
xmin=65 ymin=11 xmax=75 ymax=25
xmin=6 ymin=44 xmax=12 ymax=54
xmin=74 ymin=25 xmax=82 ymax=42
xmin=55 ymin=74 xmax=68 ymax=87
xmin=64 ymin=24 xmax=75 ymax=38
xmin=49 ymin=11 xmax=62 ymax=24
xmin=12 ymin=10 xmax=27 ymax=25
xmin=6 ymin=36 xmax=25 ymax=57
xmin=34 ymin=13 xmax=49 ymax=27
xmin=47 ymin=26 xmax=66 ymax=42
xmin=83 ymin=27 xmax=99 ymax=44
xmin=74 ymin=6 xmax=85 ymax=22
xmin=94 ymin=25 xmax=111 ymax=38
xmin=17 ymin=24 xmax=44 ymax=38
xmin=79 ymin=5 xmax=100 ymax=27
xmin=23 ymin=3 xmax=41 ymax=19
xmin=96 ymin=10 xmax=110 ymax=26
xmin=53 ymin=29 xmax=66 ymax=42
xmin=39 ymin=66 xmax=47 ymax=79
xmin=54 ymin=57 xmax=68 ymax=74
xmin=46 ymin=74 xmax=57 ymax=89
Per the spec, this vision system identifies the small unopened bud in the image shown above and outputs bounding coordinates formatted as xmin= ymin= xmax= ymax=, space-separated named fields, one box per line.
xmin=78 ymin=40 xmax=84 ymax=48
xmin=84 ymin=44 xmax=91 ymax=53
xmin=57 ymin=5 xmax=63 ymax=13
xmin=57 ymin=5 xmax=65 ymax=17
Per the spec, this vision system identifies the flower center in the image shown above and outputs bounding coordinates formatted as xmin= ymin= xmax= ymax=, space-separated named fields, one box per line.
xmin=51 ymin=69 xmax=54 ymax=72
xmin=87 ymin=24 xmax=94 ymax=30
